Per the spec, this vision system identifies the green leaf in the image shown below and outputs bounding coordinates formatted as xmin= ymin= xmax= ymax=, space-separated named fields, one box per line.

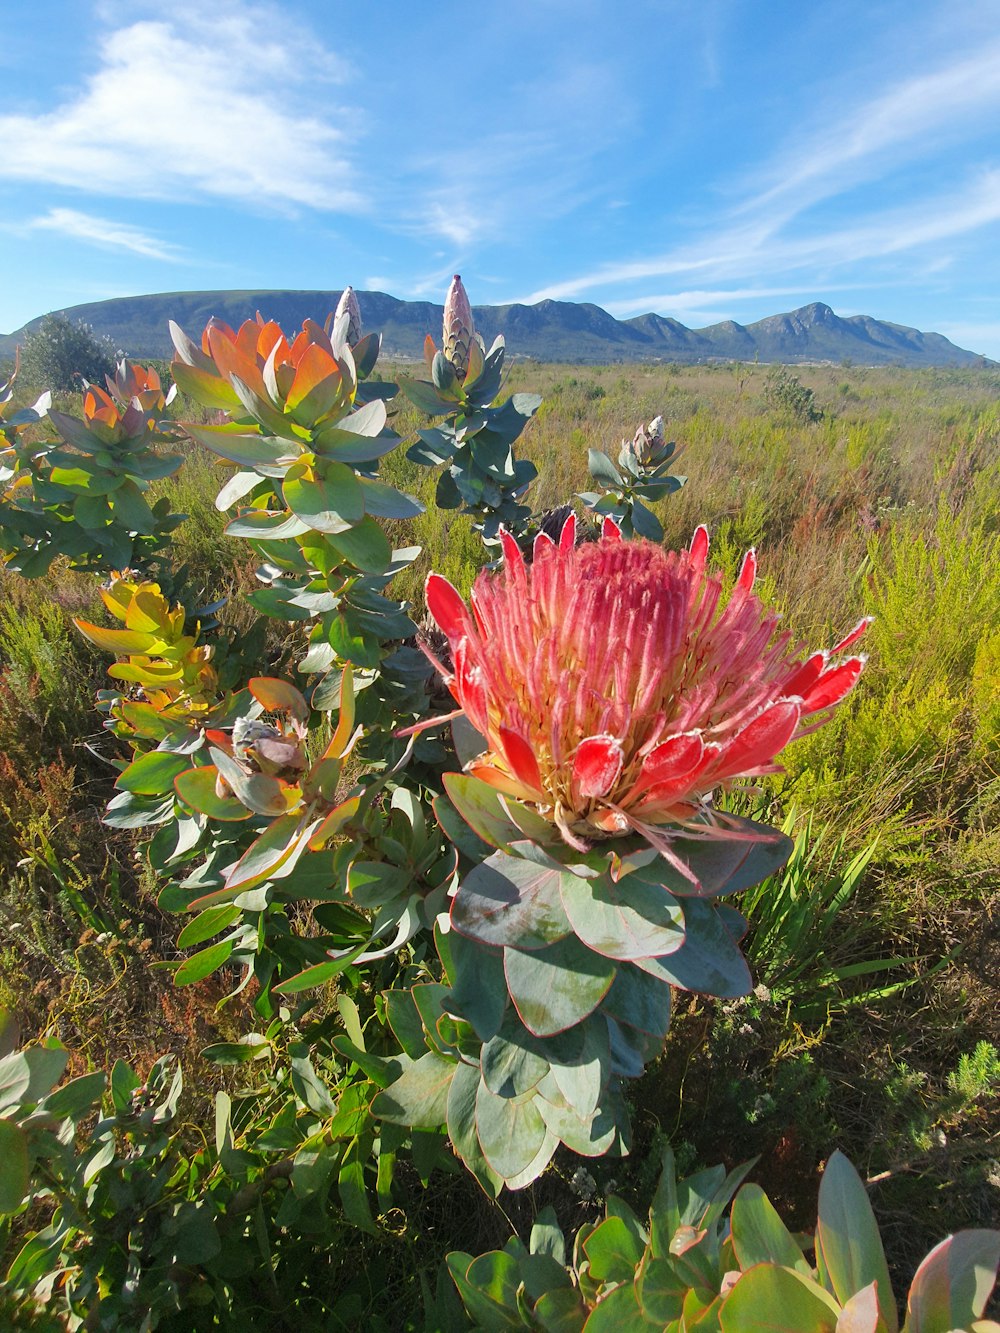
xmin=282 ymin=460 xmax=364 ymax=534
xmin=446 ymin=1061 xmax=503 ymax=1198
xmin=174 ymin=938 xmax=233 ymax=986
xmin=42 ymin=1070 xmax=106 ymax=1118
xmin=731 ymin=1183 xmax=810 ymax=1274
xmin=182 ymin=423 xmax=297 ymax=469
xmin=531 ymin=1205 xmax=567 ymax=1264
xmin=433 ymin=792 xmax=495 ymax=862
xmin=0 ymin=1052 xmax=31 ymax=1109
xmin=0 ymin=1120 xmax=29 ymax=1213
xmin=224 ymin=813 xmax=312 ymax=894
xmin=398 ymin=375 xmax=461 ymax=416
xmin=475 ymin=1078 xmax=554 ymax=1184
xmin=588 ymin=448 xmax=624 ymax=487
xmin=226 ymin=508 xmax=313 ymax=539
xmin=720 ymin=1265 xmax=841 ymax=1332
xmin=177 ymin=904 xmax=242 ymax=949
xmin=560 ymin=871 xmax=684 ymax=961
xmin=547 ymin=1019 xmax=610 ymax=1119
xmin=201 ymin=1035 xmax=271 ymax=1065
xmin=357 ymin=477 xmax=423 ymax=519
xmin=584 ymin=1281 xmax=655 ymax=1330
xmin=329 ymin=515 xmax=392 ymax=572
xmin=215 ymin=468 xmax=261 ymax=509
xmin=442 ymin=773 xmax=525 ymax=850
xmin=601 ymin=963 xmax=672 ymax=1040
xmin=584 ymin=1215 xmax=646 ymax=1284
xmin=173 ymin=765 xmax=253 ymax=821
xmin=466 ymin=1249 xmax=522 ymax=1313
xmin=339 ymin=1138 xmax=377 ymax=1235
xmin=904 ymin=1230 xmax=1000 ymax=1333
xmin=815 ymin=1151 xmax=897 ymax=1331
xmin=636 ymin=1254 xmax=687 ymax=1325
xmin=23 ymin=1042 xmax=69 ymax=1102
xmin=273 ymin=945 xmax=367 ymax=994
xmin=110 ymin=1058 xmax=141 ymax=1113
xmin=535 ymin=1086 xmax=621 ymax=1158
xmin=111 ymin=478 xmax=156 ymax=534
xmin=505 ymin=935 xmax=616 ymax=1037
xmin=0 ymin=1012 xmax=19 ymax=1060
xmin=444 ymin=930 xmax=508 ymax=1042
xmin=372 ymin=1051 xmax=455 ymax=1128
xmin=452 ymin=852 xmax=575 ymax=950
xmin=446 ymin=1251 xmax=522 ymax=1329
xmin=636 ymin=899 xmax=751 ymax=998
xmin=635 ymin=819 xmax=794 ymax=898
xmin=386 ymin=990 xmax=430 ymax=1060
xmin=481 ymin=1011 xmax=549 ymax=1099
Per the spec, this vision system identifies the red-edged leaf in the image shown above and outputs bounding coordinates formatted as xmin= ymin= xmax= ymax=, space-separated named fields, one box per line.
xmin=249 ymin=677 xmax=310 ymax=723
xmin=309 ymin=795 xmax=362 ymax=849
xmin=905 ymin=1230 xmax=1000 ymax=1333
xmin=323 ymin=666 xmax=356 ymax=758
xmin=174 ymin=766 xmax=253 ymax=820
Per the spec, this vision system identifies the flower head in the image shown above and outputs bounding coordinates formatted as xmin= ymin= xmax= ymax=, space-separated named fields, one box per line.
xmin=424 ymin=516 xmax=867 ymax=854
xmin=334 ymin=286 xmax=363 ymax=348
xmin=442 ymin=275 xmax=476 ymax=380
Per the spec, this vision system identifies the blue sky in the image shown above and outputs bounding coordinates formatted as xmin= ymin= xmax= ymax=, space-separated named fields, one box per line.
xmin=3 ymin=0 xmax=1000 ymax=356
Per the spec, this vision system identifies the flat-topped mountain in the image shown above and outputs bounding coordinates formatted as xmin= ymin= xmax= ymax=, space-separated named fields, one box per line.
xmin=1 ymin=292 xmax=990 ymax=368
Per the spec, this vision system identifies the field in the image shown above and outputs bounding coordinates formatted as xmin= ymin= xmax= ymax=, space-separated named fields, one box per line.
xmin=1 ymin=347 xmax=998 ymax=1327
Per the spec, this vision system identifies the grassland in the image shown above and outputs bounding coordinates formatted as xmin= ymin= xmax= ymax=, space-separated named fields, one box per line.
xmin=1 ymin=355 xmax=998 ymax=1319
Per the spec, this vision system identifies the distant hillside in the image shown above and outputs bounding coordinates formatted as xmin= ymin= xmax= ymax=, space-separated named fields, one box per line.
xmin=1 ymin=290 xmax=991 ymax=368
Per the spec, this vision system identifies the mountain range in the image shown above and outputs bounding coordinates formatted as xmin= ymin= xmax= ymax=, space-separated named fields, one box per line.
xmin=1 ymin=290 xmax=991 ymax=368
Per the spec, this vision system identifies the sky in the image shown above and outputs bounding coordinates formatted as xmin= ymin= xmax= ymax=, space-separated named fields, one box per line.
xmin=3 ymin=0 xmax=1000 ymax=356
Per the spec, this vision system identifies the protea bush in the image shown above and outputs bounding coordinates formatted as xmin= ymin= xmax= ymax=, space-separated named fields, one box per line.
xmin=1 ymin=276 xmax=992 ymax=1331
xmin=373 ymin=515 xmax=867 ymax=1189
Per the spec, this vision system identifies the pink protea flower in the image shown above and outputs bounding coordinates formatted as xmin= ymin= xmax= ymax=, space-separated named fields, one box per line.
xmin=422 ymin=516 xmax=868 ymax=857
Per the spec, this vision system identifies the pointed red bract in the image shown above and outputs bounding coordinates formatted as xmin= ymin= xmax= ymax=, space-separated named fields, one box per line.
xmin=425 ymin=572 xmax=469 ymax=641
xmin=559 ymin=512 xmax=577 ymax=550
xmin=572 ymin=735 xmax=625 ymax=800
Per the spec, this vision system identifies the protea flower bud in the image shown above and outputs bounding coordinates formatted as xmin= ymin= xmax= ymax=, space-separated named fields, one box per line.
xmin=442 ymin=274 xmax=475 ymax=379
xmin=334 ymin=285 xmax=363 ymax=347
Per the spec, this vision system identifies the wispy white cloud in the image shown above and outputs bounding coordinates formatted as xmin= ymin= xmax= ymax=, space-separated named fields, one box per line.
xmin=0 ymin=2 xmax=362 ymax=213
xmin=25 ymin=208 xmax=183 ymax=260
xmin=397 ymin=61 xmax=632 ymax=250
xmin=600 ymin=284 xmax=859 ymax=318
xmin=521 ymin=42 xmax=1000 ymax=314
xmin=741 ymin=42 xmax=1000 ymax=219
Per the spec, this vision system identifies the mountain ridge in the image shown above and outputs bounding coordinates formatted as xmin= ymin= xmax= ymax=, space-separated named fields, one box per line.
xmin=1 ymin=291 xmax=991 ymax=368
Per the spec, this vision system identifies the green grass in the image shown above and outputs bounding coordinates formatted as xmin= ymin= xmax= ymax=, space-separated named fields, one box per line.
xmin=1 ymin=356 xmax=998 ymax=1320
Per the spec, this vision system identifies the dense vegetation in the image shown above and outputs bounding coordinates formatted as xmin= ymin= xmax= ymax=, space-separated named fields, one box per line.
xmin=0 ymin=307 xmax=997 ymax=1329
